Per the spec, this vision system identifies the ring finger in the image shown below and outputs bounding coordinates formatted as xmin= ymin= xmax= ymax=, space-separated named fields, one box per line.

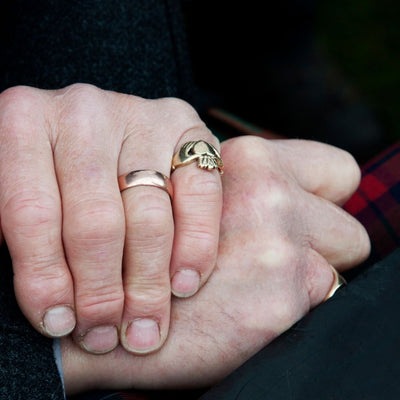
xmin=118 ymin=138 xmax=174 ymax=354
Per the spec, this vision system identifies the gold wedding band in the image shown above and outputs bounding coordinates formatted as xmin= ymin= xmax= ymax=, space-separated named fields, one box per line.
xmin=324 ymin=265 xmax=347 ymax=300
xmin=118 ymin=170 xmax=173 ymax=199
xmin=171 ymin=140 xmax=224 ymax=174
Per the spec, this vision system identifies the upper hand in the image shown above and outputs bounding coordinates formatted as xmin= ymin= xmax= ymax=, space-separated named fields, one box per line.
xmin=61 ymin=136 xmax=370 ymax=394
xmin=0 ymin=84 xmax=222 ymax=354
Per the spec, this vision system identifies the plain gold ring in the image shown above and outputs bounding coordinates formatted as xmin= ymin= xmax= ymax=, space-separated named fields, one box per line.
xmin=324 ymin=265 xmax=347 ymax=300
xmin=118 ymin=170 xmax=173 ymax=199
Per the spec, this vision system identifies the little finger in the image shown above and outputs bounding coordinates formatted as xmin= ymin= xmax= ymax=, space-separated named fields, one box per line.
xmin=170 ymin=136 xmax=223 ymax=298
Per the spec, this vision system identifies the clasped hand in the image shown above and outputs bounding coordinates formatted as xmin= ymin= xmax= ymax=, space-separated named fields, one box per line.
xmin=62 ymin=134 xmax=370 ymax=395
xmin=0 ymin=85 xmax=370 ymax=389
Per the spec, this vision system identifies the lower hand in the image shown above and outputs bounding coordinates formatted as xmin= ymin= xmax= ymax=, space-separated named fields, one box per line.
xmin=61 ymin=136 xmax=370 ymax=394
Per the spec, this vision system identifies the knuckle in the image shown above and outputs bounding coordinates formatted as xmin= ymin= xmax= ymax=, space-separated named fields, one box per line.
xmin=223 ymin=136 xmax=268 ymax=165
xmin=0 ymin=86 xmax=37 ymax=110
xmin=77 ymin=292 xmax=124 ymax=324
xmin=73 ymin=259 xmax=124 ymax=322
xmin=156 ymin=97 xmax=198 ymax=118
xmin=125 ymin=192 xmax=173 ymax=245
xmin=179 ymin=169 xmax=221 ymax=199
xmin=255 ymin=236 xmax=296 ymax=272
xmin=244 ymin=173 xmax=292 ymax=216
xmin=15 ymin=261 xmax=70 ymax=293
xmin=263 ymin=177 xmax=291 ymax=210
xmin=150 ymin=97 xmax=209 ymax=140
xmin=125 ymin=284 xmax=170 ymax=315
xmin=0 ymin=86 xmax=46 ymax=138
xmin=14 ymin=250 xmax=67 ymax=278
xmin=60 ymin=83 xmax=102 ymax=103
xmin=14 ymin=262 xmax=72 ymax=311
xmin=65 ymin=199 xmax=124 ymax=247
xmin=178 ymin=230 xmax=216 ymax=270
xmin=125 ymin=263 xmax=171 ymax=291
xmin=183 ymin=225 xmax=216 ymax=247
xmin=181 ymin=222 xmax=219 ymax=251
xmin=2 ymin=191 xmax=60 ymax=238
xmin=270 ymin=296 xmax=298 ymax=329
xmin=56 ymin=84 xmax=108 ymax=134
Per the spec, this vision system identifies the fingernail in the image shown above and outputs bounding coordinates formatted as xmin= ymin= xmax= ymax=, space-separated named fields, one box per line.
xmin=171 ymin=269 xmax=201 ymax=298
xmin=42 ymin=305 xmax=76 ymax=337
xmin=125 ymin=318 xmax=160 ymax=353
xmin=80 ymin=325 xmax=119 ymax=354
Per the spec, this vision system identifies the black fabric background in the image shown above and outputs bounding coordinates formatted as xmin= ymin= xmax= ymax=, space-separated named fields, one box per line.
xmin=0 ymin=244 xmax=64 ymax=399
xmin=0 ymin=0 xmax=195 ymax=102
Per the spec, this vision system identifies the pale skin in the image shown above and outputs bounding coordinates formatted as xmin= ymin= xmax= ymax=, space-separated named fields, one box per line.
xmin=61 ymin=135 xmax=370 ymax=395
xmin=0 ymin=85 xmax=370 ymax=392
xmin=0 ymin=84 xmax=223 ymax=355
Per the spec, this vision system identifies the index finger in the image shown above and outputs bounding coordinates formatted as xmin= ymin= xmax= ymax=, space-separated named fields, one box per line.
xmin=0 ymin=86 xmax=76 ymax=337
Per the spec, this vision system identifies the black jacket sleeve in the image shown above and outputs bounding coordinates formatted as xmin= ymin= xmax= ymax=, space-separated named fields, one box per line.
xmin=0 ymin=245 xmax=64 ymax=400
xmin=201 ymin=248 xmax=400 ymax=400
xmin=0 ymin=0 xmax=194 ymax=101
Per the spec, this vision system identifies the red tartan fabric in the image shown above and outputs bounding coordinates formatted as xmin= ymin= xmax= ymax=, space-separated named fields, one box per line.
xmin=73 ymin=114 xmax=400 ymax=400
xmin=344 ymin=141 xmax=400 ymax=260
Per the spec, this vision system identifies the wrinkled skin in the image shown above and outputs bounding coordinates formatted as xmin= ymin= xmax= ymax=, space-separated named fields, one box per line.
xmin=0 ymin=84 xmax=222 ymax=355
xmin=61 ymin=136 xmax=370 ymax=394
